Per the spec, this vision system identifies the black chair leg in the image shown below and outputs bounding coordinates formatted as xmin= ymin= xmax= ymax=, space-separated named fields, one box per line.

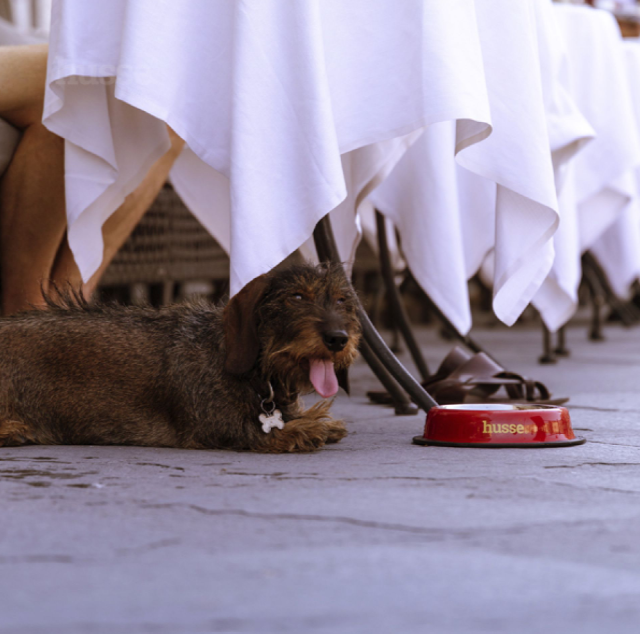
xmin=590 ymin=294 xmax=605 ymax=342
xmin=389 ymin=322 xmax=403 ymax=354
xmin=360 ymin=340 xmax=418 ymax=416
xmin=313 ymin=215 xmax=438 ymax=413
xmin=555 ymin=326 xmax=570 ymax=357
xmin=583 ymin=252 xmax=640 ymax=328
xmin=375 ymin=210 xmax=430 ymax=381
xmin=412 ymin=275 xmax=498 ymax=360
xmin=539 ymin=322 xmax=557 ymax=365
xmin=377 ymin=210 xmax=512 ymax=371
xmin=583 ymin=266 xmax=605 ymax=342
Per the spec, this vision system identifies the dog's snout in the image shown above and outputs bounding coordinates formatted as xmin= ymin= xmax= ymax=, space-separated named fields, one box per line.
xmin=322 ymin=329 xmax=349 ymax=352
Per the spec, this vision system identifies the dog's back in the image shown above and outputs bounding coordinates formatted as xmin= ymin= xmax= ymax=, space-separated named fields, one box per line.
xmin=0 ymin=298 xmax=228 ymax=447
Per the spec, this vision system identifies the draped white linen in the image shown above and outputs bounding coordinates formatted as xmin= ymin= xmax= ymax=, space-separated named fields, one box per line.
xmin=44 ymin=0 xmax=492 ymax=297
xmin=369 ymin=0 xmax=582 ymax=333
xmin=554 ymin=4 xmax=640 ymax=301
xmin=589 ymin=37 xmax=640 ymax=299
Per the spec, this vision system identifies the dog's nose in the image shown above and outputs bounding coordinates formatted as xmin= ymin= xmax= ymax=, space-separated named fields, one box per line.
xmin=322 ymin=330 xmax=349 ymax=352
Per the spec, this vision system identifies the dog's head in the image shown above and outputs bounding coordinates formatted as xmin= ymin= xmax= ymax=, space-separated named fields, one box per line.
xmin=222 ymin=263 xmax=361 ymax=397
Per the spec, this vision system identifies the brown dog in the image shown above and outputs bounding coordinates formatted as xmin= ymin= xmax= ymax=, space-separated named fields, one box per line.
xmin=0 ymin=264 xmax=361 ymax=452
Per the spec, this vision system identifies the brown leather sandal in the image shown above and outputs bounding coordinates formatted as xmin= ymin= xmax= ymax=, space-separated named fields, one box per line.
xmin=367 ymin=346 xmax=472 ymax=404
xmin=366 ymin=346 xmax=569 ymax=406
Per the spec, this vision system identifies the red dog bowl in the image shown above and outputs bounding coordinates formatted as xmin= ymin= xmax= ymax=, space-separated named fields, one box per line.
xmin=413 ymin=404 xmax=585 ymax=448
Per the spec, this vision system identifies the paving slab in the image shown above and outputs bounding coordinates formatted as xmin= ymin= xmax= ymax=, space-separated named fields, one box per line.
xmin=1 ymin=321 xmax=640 ymax=633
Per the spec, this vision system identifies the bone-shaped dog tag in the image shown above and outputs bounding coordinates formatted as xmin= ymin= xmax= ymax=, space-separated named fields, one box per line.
xmin=259 ymin=408 xmax=285 ymax=434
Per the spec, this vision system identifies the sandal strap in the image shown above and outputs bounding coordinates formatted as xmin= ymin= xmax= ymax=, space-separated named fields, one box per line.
xmin=429 ymin=373 xmax=552 ymax=405
xmin=525 ymin=378 xmax=550 ymax=401
xmin=423 ymin=346 xmax=474 ymax=388
xmin=449 ymin=352 xmax=504 ymax=381
xmin=493 ymin=371 xmax=551 ymax=402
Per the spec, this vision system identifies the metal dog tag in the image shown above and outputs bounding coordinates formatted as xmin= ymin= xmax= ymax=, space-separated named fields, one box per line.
xmin=259 ymin=383 xmax=285 ymax=433
xmin=259 ymin=409 xmax=285 ymax=434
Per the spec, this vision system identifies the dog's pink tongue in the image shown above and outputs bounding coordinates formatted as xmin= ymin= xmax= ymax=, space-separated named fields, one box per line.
xmin=309 ymin=359 xmax=339 ymax=398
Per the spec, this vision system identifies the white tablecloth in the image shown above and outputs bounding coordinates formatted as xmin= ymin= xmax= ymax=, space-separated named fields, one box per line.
xmin=369 ymin=0 xmax=579 ymax=333
xmin=553 ymin=4 xmax=640 ymax=304
xmin=589 ymin=38 xmax=640 ymax=299
xmin=44 ymin=0 xmax=493 ymax=296
xmin=529 ymin=0 xmax=596 ymax=331
xmin=367 ymin=1 xmax=640 ymax=332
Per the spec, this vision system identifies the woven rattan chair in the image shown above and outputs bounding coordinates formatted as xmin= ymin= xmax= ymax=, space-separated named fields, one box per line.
xmin=99 ymin=184 xmax=229 ymax=305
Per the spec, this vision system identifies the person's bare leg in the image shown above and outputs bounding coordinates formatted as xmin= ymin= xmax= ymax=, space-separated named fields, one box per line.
xmin=0 ymin=44 xmax=48 ymax=128
xmin=51 ymin=128 xmax=186 ymax=299
xmin=0 ymin=122 xmax=66 ymax=314
xmin=0 ymin=44 xmax=67 ymax=314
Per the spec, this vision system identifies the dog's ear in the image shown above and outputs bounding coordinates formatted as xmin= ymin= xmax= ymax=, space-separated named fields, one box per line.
xmin=336 ymin=367 xmax=350 ymax=395
xmin=223 ymin=274 xmax=270 ymax=375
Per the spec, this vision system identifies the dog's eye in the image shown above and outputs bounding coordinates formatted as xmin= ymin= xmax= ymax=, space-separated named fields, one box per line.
xmin=336 ymin=297 xmax=345 ymax=305
xmin=292 ymin=293 xmax=303 ymax=300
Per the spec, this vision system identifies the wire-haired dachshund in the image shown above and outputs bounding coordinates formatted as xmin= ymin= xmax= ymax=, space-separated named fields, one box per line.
xmin=0 ymin=264 xmax=361 ymax=452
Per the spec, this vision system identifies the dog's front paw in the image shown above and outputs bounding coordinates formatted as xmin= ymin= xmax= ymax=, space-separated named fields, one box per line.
xmin=0 ymin=419 xmax=36 ymax=447
xmin=324 ymin=419 xmax=347 ymax=444
xmin=255 ymin=401 xmax=348 ymax=453
xmin=257 ymin=418 xmax=348 ymax=453
xmin=258 ymin=417 xmax=328 ymax=453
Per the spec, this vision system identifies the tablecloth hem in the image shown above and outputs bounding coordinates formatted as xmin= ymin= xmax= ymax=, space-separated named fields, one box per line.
xmin=338 ymin=115 xmax=490 ymax=158
xmin=68 ymin=136 xmax=170 ymax=283
xmin=229 ymin=188 xmax=347 ymax=296
xmin=532 ymin=280 xmax=577 ymax=333
xmin=113 ymin=84 xmax=229 ymax=179
xmin=493 ymin=215 xmax=558 ymax=327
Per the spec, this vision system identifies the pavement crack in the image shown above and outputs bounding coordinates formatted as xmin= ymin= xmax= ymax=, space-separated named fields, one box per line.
xmin=0 ymin=457 xmax=71 ymax=464
xmin=116 ymin=538 xmax=181 ymax=555
xmin=141 ymin=502 xmax=463 ymax=539
xmin=544 ymin=462 xmax=640 ymax=469
xmin=0 ymin=469 xmax=99 ymax=481
xmin=135 ymin=463 xmax=185 ymax=472
xmin=569 ymin=405 xmax=628 ymax=413
xmin=588 ymin=441 xmax=640 ymax=448
xmin=528 ymin=476 xmax=640 ymax=496
xmin=141 ymin=502 xmax=638 ymax=543
xmin=218 ymin=472 xmax=449 ymax=482
xmin=220 ymin=471 xmax=287 ymax=477
xmin=0 ymin=554 xmax=75 ymax=564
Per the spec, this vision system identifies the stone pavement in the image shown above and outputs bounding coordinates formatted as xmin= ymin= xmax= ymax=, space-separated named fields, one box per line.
xmin=1 ymin=320 xmax=640 ymax=634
